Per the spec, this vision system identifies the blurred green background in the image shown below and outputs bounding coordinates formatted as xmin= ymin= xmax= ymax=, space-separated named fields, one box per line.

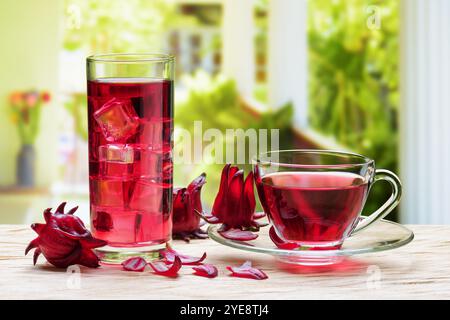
xmin=0 ymin=0 xmax=399 ymax=224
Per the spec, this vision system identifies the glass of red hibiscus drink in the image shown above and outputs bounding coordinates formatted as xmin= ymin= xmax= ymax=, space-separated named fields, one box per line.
xmin=253 ymin=150 xmax=402 ymax=250
xmin=87 ymin=54 xmax=174 ymax=263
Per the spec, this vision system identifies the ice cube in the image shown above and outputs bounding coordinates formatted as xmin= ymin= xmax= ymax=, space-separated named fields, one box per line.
xmin=128 ymin=180 xmax=164 ymax=213
xmin=138 ymin=118 xmax=172 ymax=148
xmin=98 ymin=144 xmax=134 ymax=178
xmin=134 ymin=148 xmax=170 ymax=180
xmin=139 ymin=119 xmax=163 ymax=147
xmin=99 ymin=144 xmax=134 ymax=163
xmin=129 ymin=180 xmax=172 ymax=243
xmin=135 ymin=210 xmax=171 ymax=243
xmin=90 ymin=205 xmax=141 ymax=244
xmin=98 ymin=144 xmax=166 ymax=179
xmin=94 ymin=98 xmax=139 ymax=142
xmin=90 ymin=178 xmax=129 ymax=207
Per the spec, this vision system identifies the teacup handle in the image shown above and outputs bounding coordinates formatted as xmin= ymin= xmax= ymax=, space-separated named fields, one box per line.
xmin=351 ymin=169 xmax=402 ymax=234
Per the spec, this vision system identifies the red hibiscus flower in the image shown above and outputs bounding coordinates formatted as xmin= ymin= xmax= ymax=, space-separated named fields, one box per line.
xmin=172 ymin=173 xmax=208 ymax=241
xmin=197 ymin=164 xmax=266 ymax=241
xmin=25 ymin=203 xmax=107 ymax=268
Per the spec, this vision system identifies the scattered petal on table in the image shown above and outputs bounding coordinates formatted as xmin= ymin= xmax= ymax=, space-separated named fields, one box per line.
xmin=192 ymin=264 xmax=218 ymax=278
xmin=148 ymin=256 xmax=182 ymax=277
xmin=121 ymin=257 xmax=147 ymax=272
xmin=162 ymin=245 xmax=206 ymax=265
xmin=226 ymin=261 xmax=268 ymax=280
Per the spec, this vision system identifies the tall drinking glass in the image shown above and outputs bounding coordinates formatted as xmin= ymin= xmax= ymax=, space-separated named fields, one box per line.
xmin=87 ymin=54 xmax=174 ymax=263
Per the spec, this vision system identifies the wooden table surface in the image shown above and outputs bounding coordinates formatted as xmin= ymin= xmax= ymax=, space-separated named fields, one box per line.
xmin=0 ymin=224 xmax=449 ymax=300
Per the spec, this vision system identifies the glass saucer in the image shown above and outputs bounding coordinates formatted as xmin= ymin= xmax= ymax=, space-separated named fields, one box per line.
xmin=208 ymin=218 xmax=414 ymax=266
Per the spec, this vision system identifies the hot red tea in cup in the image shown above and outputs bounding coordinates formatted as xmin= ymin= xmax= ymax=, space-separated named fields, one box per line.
xmin=253 ymin=150 xmax=401 ymax=250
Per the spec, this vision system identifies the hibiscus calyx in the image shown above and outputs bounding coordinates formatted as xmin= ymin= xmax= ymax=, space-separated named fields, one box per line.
xmin=172 ymin=173 xmax=208 ymax=242
xmin=25 ymin=202 xmax=107 ymax=268
xmin=196 ymin=164 xmax=266 ymax=241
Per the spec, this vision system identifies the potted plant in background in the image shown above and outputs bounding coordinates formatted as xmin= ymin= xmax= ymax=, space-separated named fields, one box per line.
xmin=9 ymin=90 xmax=51 ymax=187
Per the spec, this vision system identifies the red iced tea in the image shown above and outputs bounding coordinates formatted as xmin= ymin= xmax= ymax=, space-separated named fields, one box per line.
xmin=87 ymin=78 xmax=173 ymax=247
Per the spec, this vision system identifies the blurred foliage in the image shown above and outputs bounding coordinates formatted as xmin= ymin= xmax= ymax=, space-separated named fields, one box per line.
xmin=64 ymin=0 xmax=180 ymax=53
xmin=64 ymin=93 xmax=88 ymax=141
xmin=308 ymin=0 xmax=399 ymax=216
xmin=253 ymin=83 xmax=268 ymax=104
xmin=175 ymin=71 xmax=294 ymax=207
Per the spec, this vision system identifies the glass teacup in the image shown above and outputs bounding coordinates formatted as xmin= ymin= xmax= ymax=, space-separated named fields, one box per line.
xmin=253 ymin=150 xmax=402 ymax=250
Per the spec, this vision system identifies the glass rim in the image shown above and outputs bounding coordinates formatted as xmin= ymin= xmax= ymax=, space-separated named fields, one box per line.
xmin=87 ymin=53 xmax=175 ymax=63
xmin=252 ymin=149 xmax=374 ymax=168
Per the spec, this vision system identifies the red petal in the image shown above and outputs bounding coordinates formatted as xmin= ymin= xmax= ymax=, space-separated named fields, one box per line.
xmin=162 ymin=246 xmax=206 ymax=265
xmin=228 ymin=166 xmax=239 ymax=182
xmin=148 ymin=256 xmax=182 ymax=277
xmin=240 ymin=171 xmax=256 ymax=225
xmin=47 ymin=247 xmax=83 ymax=268
xmin=228 ymin=170 xmax=244 ymax=201
xmin=76 ymin=248 xmax=101 ymax=268
xmin=54 ymin=214 xmax=91 ymax=239
xmin=244 ymin=171 xmax=256 ymax=211
xmin=55 ymin=202 xmax=67 ymax=214
xmin=31 ymin=223 xmax=45 ymax=235
xmin=25 ymin=238 xmax=39 ymax=255
xmin=172 ymin=189 xmax=189 ymax=224
xmin=193 ymin=264 xmax=218 ymax=278
xmin=122 ymin=257 xmax=147 ymax=272
xmin=80 ymin=236 xmax=108 ymax=249
xmin=219 ymin=228 xmax=258 ymax=241
xmin=33 ymin=248 xmax=42 ymax=265
xmin=269 ymin=226 xmax=299 ymax=250
xmin=226 ymin=261 xmax=268 ymax=280
xmin=211 ymin=164 xmax=231 ymax=220
xmin=226 ymin=170 xmax=244 ymax=226
xmin=43 ymin=209 xmax=52 ymax=223
xmin=253 ymin=211 xmax=266 ymax=220
xmin=67 ymin=206 xmax=79 ymax=215
xmin=173 ymin=187 xmax=186 ymax=200
xmin=188 ymin=173 xmax=206 ymax=219
xmin=195 ymin=209 xmax=220 ymax=224
xmin=187 ymin=172 xmax=206 ymax=195
xmin=172 ymin=173 xmax=207 ymax=236
xmin=57 ymin=228 xmax=90 ymax=241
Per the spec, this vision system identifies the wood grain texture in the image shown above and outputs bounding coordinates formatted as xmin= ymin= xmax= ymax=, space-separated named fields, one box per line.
xmin=0 ymin=224 xmax=449 ymax=300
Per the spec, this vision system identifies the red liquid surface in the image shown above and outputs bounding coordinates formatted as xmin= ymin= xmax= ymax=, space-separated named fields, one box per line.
xmin=257 ymin=171 xmax=368 ymax=246
xmin=88 ymin=78 xmax=173 ymax=247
